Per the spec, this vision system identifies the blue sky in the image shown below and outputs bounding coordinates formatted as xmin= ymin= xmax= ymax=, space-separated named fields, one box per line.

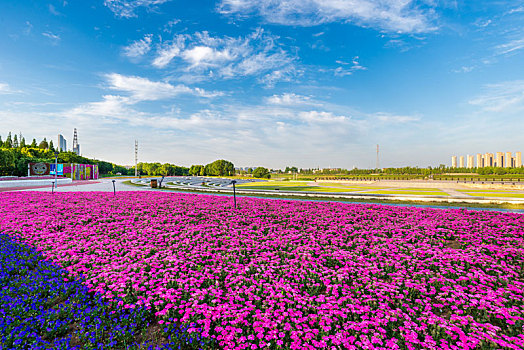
xmin=1 ymin=0 xmax=523 ymax=168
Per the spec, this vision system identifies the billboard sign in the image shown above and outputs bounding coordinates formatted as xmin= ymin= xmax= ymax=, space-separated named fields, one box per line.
xmin=29 ymin=163 xmax=50 ymax=176
xmin=50 ymin=163 xmax=64 ymax=176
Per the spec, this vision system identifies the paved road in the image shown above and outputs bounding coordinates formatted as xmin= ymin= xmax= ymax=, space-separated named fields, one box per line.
xmin=18 ymin=179 xmax=148 ymax=192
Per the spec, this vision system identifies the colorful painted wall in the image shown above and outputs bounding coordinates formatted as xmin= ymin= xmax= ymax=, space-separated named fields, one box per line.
xmin=29 ymin=163 xmax=99 ymax=180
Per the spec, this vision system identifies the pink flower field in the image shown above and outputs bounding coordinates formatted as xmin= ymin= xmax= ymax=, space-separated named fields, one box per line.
xmin=1 ymin=191 xmax=523 ymax=350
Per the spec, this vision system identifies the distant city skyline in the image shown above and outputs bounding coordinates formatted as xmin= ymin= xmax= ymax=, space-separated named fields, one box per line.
xmin=1 ymin=1 xmax=523 ymax=168
xmin=451 ymin=151 xmax=523 ymax=169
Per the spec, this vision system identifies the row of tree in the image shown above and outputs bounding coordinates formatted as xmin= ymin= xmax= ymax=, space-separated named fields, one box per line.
xmin=0 ymin=132 xmax=240 ymax=178
xmin=279 ymin=165 xmax=524 ymax=176
xmin=0 ymin=132 xmax=59 ymax=151
xmin=136 ymin=160 xmax=236 ymax=177
xmin=0 ymin=147 xmax=98 ymax=176
xmin=113 ymin=160 xmax=237 ymax=177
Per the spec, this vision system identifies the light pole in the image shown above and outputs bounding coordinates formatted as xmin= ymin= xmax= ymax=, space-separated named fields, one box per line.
xmin=54 ymin=150 xmax=58 ymax=189
xmin=231 ymin=180 xmax=237 ymax=208
xmin=112 ymin=180 xmax=116 ymax=195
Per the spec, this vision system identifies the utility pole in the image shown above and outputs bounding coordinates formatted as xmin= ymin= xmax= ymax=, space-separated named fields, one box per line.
xmin=376 ymin=144 xmax=380 ymax=170
xmin=134 ymin=140 xmax=138 ymax=177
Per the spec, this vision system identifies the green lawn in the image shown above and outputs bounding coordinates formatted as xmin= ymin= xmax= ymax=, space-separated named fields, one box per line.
xmin=383 ymin=187 xmax=444 ymax=191
xmin=237 ymin=181 xmax=308 ymax=187
xmin=361 ymin=190 xmax=450 ymax=196
xmin=460 ymin=192 xmax=524 ymax=198
xmin=457 ymin=189 xmax=523 ymax=193
xmin=315 ymin=183 xmax=387 ymax=190
xmin=236 ymin=185 xmax=365 ymax=193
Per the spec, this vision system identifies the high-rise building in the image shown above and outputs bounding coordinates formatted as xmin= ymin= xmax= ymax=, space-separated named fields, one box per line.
xmin=57 ymin=134 xmax=67 ymax=152
xmin=476 ymin=153 xmax=483 ymax=168
xmin=485 ymin=153 xmax=494 ymax=167
xmin=467 ymin=155 xmax=474 ymax=169
xmin=496 ymin=152 xmax=504 ymax=167
xmin=452 ymin=151 xmax=521 ymax=168
xmin=451 ymin=156 xmax=457 ymax=168
xmin=505 ymin=152 xmax=512 ymax=168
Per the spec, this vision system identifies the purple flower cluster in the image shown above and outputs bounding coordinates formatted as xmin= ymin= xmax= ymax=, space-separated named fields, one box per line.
xmin=1 ymin=191 xmax=523 ymax=349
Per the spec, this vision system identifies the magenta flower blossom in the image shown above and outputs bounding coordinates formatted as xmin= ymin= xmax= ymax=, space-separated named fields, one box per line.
xmin=1 ymin=191 xmax=523 ymax=350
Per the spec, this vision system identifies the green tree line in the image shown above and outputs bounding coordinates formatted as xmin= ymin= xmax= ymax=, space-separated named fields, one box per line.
xmin=0 ymin=132 xmax=132 ymax=176
xmin=1 ymin=132 xmax=237 ymax=178
xmin=135 ymin=160 xmax=235 ymax=176
xmin=278 ymin=165 xmax=524 ymax=176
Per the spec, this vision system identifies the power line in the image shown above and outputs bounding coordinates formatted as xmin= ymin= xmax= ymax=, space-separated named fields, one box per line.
xmin=376 ymin=144 xmax=380 ymax=169
xmin=134 ymin=140 xmax=138 ymax=177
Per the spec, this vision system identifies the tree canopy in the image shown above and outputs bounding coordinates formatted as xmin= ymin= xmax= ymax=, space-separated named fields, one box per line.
xmin=253 ymin=167 xmax=271 ymax=179
xmin=203 ymin=159 xmax=235 ymax=176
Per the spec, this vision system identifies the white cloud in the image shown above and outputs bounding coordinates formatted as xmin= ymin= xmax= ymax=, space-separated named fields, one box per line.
xmin=105 ymin=73 xmax=197 ymax=101
xmin=495 ymin=37 xmax=524 ymax=55
xmin=218 ymin=0 xmax=438 ymax=34
xmin=182 ymin=46 xmax=235 ymax=68
xmin=123 ymin=34 xmax=153 ymax=58
xmin=42 ymin=32 xmax=61 ymax=44
xmin=507 ymin=6 xmax=524 ymax=15
xmin=258 ymin=66 xmax=299 ymax=88
xmin=24 ymin=21 xmax=33 ymax=35
xmin=298 ymin=110 xmax=348 ymax=123
xmin=59 ymin=87 xmax=430 ymax=167
xmin=0 ymin=83 xmax=12 ymax=94
xmin=452 ymin=66 xmax=474 ymax=73
xmin=151 ymin=29 xmax=296 ymax=86
xmin=104 ymin=0 xmax=173 ymax=18
xmin=329 ymin=56 xmax=367 ymax=77
xmin=67 ymin=73 xmax=222 ymax=121
xmin=152 ymin=35 xmax=186 ymax=68
xmin=163 ymin=19 xmax=181 ymax=32
xmin=69 ymin=95 xmax=133 ymax=119
xmin=266 ymin=93 xmax=311 ymax=106
xmin=334 ymin=67 xmax=353 ymax=77
xmin=48 ymin=4 xmax=62 ymax=16
xmin=474 ymin=19 xmax=491 ymax=28
xmin=469 ymin=80 xmax=524 ymax=113
xmin=0 ymin=82 xmax=21 ymax=94
xmin=374 ymin=112 xmax=420 ymax=123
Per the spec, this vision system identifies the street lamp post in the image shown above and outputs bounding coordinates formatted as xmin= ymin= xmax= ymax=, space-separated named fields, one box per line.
xmin=112 ymin=180 xmax=116 ymax=195
xmin=231 ymin=180 xmax=237 ymax=208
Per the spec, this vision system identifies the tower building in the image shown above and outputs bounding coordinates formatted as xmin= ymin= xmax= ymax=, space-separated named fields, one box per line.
xmin=58 ymin=134 xmax=67 ymax=152
xmin=467 ymin=155 xmax=474 ymax=169
xmin=506 ymin=152 xmax=512 ymax=168
xmin=496 ymin=152 xmax=504 ymax=167
xmin=476 ymin=153 xmax=483 ymax=168
xmin=72 ymin=128 xmax=80 ymax=155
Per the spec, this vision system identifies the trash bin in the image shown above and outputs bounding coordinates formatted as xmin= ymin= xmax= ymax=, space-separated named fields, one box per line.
xmin=150 ymin=179 xmax=158 ymax=188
